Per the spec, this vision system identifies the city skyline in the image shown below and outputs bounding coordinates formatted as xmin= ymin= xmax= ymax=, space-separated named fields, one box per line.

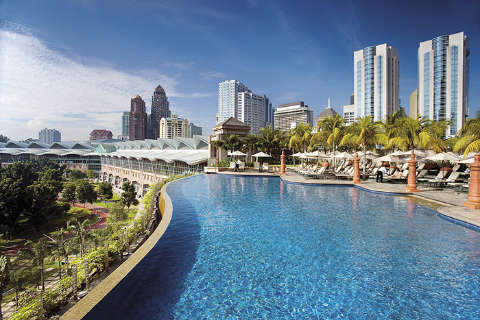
xmin=1 ymin=0 xmax=479 ymax=140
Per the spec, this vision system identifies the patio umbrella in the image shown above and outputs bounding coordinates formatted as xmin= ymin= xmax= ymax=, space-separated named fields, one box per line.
xmin=333 ymin=152 xmax=353 ymax=159
xmin=399 ymin=150 xmax=427 ymax=157
xmin=459 ymin=157 xmax=474 ymax=164
xmin=291 ymin=152 xmax=305 ymax=157
xmin=357 ymin=150 xmax=378 ymax=160
xmin=375 ymin=154 xmax=404 ymax=163
xmin=425 ymin=152 xmax=460 ymax=163
xmin=228 ymin=150 xmax=247 ymax=156
xmin=252 ymin=152 xmax=272 ymax=159
xmin=389 ymin=150 xmax=406 ymax=156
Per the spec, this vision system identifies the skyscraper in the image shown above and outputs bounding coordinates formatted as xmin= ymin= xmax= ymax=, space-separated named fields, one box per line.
xmin=159 ymin=115 xmax=189 ymax=139
xmin=39 ymin=128 xmax=61 ymax=144
xmin=264 ymin=96 xmax=274 ymax=128
xmin=217 ymin=80 xmax=271 ymax=134
xmin=354 ymin=43 xmax=399 ymax=121
xmin=418 ymin=32 xmax=469 ymax=136
xmin=151 ymin=85 xmax=171 ymax=139
xmin=188 ymin=123 xmax=203 ymax=138
xmin=122 ymin=111 xmax=130 ymax=139
xmin=129 ymin=95 xmax=147 ymax=140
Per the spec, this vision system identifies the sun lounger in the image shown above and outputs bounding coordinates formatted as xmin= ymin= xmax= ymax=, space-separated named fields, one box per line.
xmin=422 ymin=170 xmax=450 ymax=187
xmin=254 ymin=162 xmax=260 ymax=171
xmin=262 ymin=163 xmax=269 ymax=172
xmin=229 ymin=162 xmax=236 ymax=170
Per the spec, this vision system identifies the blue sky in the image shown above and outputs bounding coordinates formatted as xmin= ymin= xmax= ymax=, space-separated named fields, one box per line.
xmin=1 ymin=0 xmax=479 ymax=140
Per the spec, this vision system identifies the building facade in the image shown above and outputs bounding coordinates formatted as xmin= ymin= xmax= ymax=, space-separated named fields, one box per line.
xmin=316 ymin=98 xmax=338 ymax=125
xmin=150 ymin=85 xmax=171 ymax=139
xmin=159 ymin=115 xmax=189 ymax=139
xmin=274 ymin=101 xmax=314 ymax=131
xmin=129 ymin=95 xmax=147 ymax=141
xmin=418 ymin=32 xmax=469 ymax=136
xmin=188 ymin=123 xmax=203 ymax=138
xmin=39 ymin=128 xmax=61 ymax=144
xmin=89 ymin=129 xmax=113 ymax=141
xmin=122 ymin=111 xmax=130 ymax=139
xmin=343 ymin=104 xmax=356 ymax=125
xmin=354 ymin=43 xmax=399 ymax=121
xmin=217 ymin=80 xmax=271 ymax=133
xmin=409 ymin=89 xmax=418 ymax=119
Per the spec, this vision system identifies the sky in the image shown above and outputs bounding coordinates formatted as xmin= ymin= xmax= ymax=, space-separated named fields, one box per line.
xmin=1 ymin=0 xmax=479 ymax=141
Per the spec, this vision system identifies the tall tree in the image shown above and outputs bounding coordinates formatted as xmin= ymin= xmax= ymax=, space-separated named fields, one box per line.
xmin=0 ymin=255 xmax=9 ymax=320
xmin=121 ymin=181 xmax=138 ymax=208
xmin=22 ymin=239 xmax=49 ymax=291
xmin=258 ymin=126 xmax=280 ymax=156
xmin=76 ymin=180 xmax=97 ymax=207
xmin=98 ymin=182 xmax=113 ymax=202
xmin=67 ymin=218 xmax=89 ymax=258
xmin=44 ymin=229 xmax=69 ymax=280
xmin=62 ymin=181 xmax=77 ymax=204
xmin=221 ymin=134 xmax=242 ymax=153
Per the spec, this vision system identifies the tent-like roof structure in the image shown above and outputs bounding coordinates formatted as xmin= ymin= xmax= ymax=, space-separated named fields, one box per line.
xmin=104 ymin=150 xmax=209 ymax=165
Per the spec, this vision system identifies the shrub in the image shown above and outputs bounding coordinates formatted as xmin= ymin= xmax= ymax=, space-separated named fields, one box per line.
xmin=85 ymin=248 xmax=107 ymax=273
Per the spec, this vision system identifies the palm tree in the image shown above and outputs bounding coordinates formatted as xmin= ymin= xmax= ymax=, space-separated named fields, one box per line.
xmin=454 ymin=117 xmax=480 ymax=156
xmin=44 ymin=228 xmax=69 ymax=280
xmin=258 ymin=126 xmax=279 ymax=156
xmin=241 ymin=134 xmax=259 ymax=162
xmin=288 ymin=123 xmax=313 ymax=153
xmin=21 ymin=239 xmax=49 ymax=291
xmin=387 ymin=117 xmax=446 ymax=153
xmin=222 ymin=134 xmax=242 ymax=153
xmin=67 ymin=218 xmax=89 ymax=258
xmin=312 ymin=115 xmax=345 ymax=166
xmin=340 ymin=117 xmax=382 ymax=174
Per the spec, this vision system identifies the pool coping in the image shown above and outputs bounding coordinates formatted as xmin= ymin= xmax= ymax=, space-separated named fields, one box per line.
xmin=60 ymin=181 xmax=174 ymax=320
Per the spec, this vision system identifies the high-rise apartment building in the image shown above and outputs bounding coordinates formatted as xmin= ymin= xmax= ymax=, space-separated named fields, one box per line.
xmin=151 ymin=85 xmax=171 ymax=139
xmin=418 ymin=32 xmax=469 ymax=136
xmin=409 ymin=89 xmax=418 ymax=119
xmin=39 ymin=128 xmax=61 ymax=144
xmin=354 ymin=43 xmax=399 ymax=121
xmin=122 ymin=111 xmax=130 ymax=139
xmin=159 ymin=115 xmax=189 ymax=139
xmin=343 ymin=104 xmax=356 ymax=125
xmin=188 ymin=123 xmax=203 ymax=138
xmin=129 ymin=95 xmax=147 ymax=140
xmin=217 ymin=80 xmax=271 ymax=133
xmin=274 ymin=101 xmax=314 ymax=131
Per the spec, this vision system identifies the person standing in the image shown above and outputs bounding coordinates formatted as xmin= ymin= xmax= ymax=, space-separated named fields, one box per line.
xmin=376 ymin=164 xmax=388 ymax=183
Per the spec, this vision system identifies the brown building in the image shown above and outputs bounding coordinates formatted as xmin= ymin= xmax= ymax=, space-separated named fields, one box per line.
xmin=209 ymin=117 xmax=250 ymax=163
xmin=129 ymin=94 xmax=147 ymax=141
xmin=150 ymin=85 xmax=171 ymax=139
xmin=89 ymin=129 xmax=113 ymax=141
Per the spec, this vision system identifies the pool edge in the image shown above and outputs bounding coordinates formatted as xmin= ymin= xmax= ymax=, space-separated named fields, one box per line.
xmin=60 ymin=179 xmax=175 ymax=320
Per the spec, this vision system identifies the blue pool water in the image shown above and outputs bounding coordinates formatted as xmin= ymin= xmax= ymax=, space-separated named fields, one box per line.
xmin=85 ymin=175 xmax=480 ymax=319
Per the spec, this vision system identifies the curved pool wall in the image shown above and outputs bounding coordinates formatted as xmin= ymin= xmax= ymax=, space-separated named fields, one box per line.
xmin=85 ymin=174 xmax=480 ymax=319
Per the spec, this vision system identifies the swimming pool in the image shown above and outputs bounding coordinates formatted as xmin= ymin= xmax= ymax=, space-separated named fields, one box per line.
xmin=85 ymin=174 xmax=480 ymax=319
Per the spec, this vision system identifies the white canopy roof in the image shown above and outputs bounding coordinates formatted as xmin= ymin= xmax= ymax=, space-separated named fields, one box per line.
xmin=228 ymin=150 xmax=247 ymax=156
xmin=104 ymin=149 xmax=209 ymax=165
xmin=425 ymin=152 xmax=460 ymax=162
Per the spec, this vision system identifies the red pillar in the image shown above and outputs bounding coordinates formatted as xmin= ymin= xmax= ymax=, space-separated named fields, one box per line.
xmin=280 ymin=150 xmax=286 ymax=175
xmin=353 ymin=153 xmax=361 ymax=184
xmin=406 ymin=151 xmax=419 ymax=192
xmin=465 ymin=154 xmax=480 ymax=209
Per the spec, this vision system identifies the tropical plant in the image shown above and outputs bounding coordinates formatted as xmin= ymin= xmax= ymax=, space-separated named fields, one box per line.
xmin=61 ymin=181 xmax=77 ymax=204
xmin=221 ymin=134 xmax=242 ymax=153
xmin=454 ymin=117 xmax=480 ymax=156
xmin=340 ymin=116 xmax=382 ymax=174
xmin=44 ymin=229 xmax=69 ymax=280
xmin=288 ymin=123 xmax=313 ymax=152
xmin=67 ymin=218 xmax=89 ymax=258
xmin=21 ymin=239 xmax=49 ymax=291
xmin=258 ymin=126 xmax=279 ymax=156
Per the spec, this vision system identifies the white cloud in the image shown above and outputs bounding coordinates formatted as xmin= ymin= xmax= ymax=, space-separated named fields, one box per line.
xmin=0 ymin=28 xmax=211 ymax=140
xmin=201 ymin=71 xmax=226 ymax=80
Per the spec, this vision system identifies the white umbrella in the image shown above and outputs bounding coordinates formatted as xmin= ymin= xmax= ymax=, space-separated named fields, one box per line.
xmin=228 ymin=150 xmax=247 ymax=156
xmin=375 ymin=155 xmax=404 ymax=163
xmin=306 ymin=151 xmax=327 ymax=159
xmin=291 ymin=152 xmax=305 ymax=157
xmin=252 ymin=152 xmax=271 ymax=158
xmin=399 ymin=150 xmax=427 ymax=157
xmin=425 ymin=152 xmax=460 ymax=162
xmin=357 ymin=150 xmax=378 ymax=160
xmin=459 ymin=157 xmax=474 ymax=164
xmin=389 ymin=150 xmax=405 ymax=156
xmin=333 ymin=152 xmax=353 ymax=159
